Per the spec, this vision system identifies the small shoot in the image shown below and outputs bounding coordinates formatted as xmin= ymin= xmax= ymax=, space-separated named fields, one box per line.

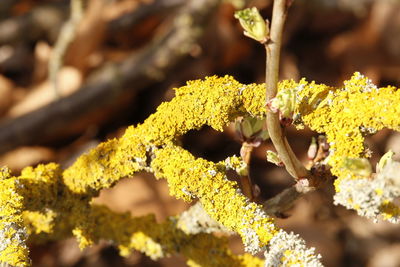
xmin=267 ymin=86 xmax=298 ymax=126
xmin=235 ymin=116 xmax=269 ymax=145
xmin=377 ymin=150 xmax=395 ymax=173
xmin=266 ymin=150 xmax=284 ymax=167
xmin=234 ymin=7 xmax=269 ymax=44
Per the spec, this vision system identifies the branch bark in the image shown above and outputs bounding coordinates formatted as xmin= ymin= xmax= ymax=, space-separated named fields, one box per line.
xmin=263 ymin=186 xmax=301 ymax=217
xmin=265 ymin=0 xmax=309 ymax=179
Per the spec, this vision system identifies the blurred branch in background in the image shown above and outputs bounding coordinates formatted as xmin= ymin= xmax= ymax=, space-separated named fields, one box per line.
xmin=48 ymin=0 xmax=84 ymax=97
xmin=0 ymin=2 xmax=67 ymax=45
xmin=0 ymin=0 xmax=19 ymax=19
xmin=108 ymin=0 xmax=186 ymax=32
xmin=0 ymin=0 xmax=222 ymax=155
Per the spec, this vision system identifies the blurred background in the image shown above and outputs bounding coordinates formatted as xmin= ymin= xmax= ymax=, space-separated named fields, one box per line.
xmin=1 ymin=0 xmax=400 ymax=266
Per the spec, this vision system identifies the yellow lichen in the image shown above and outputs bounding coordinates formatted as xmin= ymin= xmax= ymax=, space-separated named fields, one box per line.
xmin=290 ymin=72 xmax=400 ymax=189
xmin=151 ymin=145 xmax=277 ymax=250
xmin=22 ymin=210 xmax=57 ymax=235
xmin=18 ymin=163 xmax=61 ymax=210
xmin=3 ymin=73 xmax=399 ymax=265
xmin=380 ymin=201 xmax=400 ymax=221
xmin=375 ymin=188 xmax=383 ymax=196
xmin=81 ymin=205 xmax=264 ymax=266
xmin=0 ymin=168 xmax=30 ymax=266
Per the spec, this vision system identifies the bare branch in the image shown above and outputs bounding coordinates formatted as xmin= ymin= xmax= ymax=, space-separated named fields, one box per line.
xmin=48 ymin=0 xmax=84 ymax=97
xmin=265 ymin=0 xmax=309 ymax=179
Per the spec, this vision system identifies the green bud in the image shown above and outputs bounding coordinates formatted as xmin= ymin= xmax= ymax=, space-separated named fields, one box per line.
xmin=266 ymin=150 xmax=283 ymax=166
xmin=269 ymin=86 xmax=298 ymax=121
xmin=235 ymin=116 xmax=269 ymax=142
xmin=234 ymin=7 xmax=269 ymax=43
xmin=341 ymin=158 xmax=372 ymax=177
xmin=239 ymin=117 xmax=254 ymax=140
xmin=377 ymin=150 xmax=395 ymax=173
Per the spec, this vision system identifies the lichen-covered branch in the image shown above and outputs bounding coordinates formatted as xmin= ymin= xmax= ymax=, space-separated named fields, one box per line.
xmin=0 ymin=168 xmax=29 ymax=266
xmin=291 ymin=72 xmax=400 ymax=222
xmin=2 ymin=73 xmax=399 ymax=265
xmin=69 ymin=205 xmax=265 ymax=267
xmin=150 ymin=144 xmax=277 ymax=253
xmin=22 ymin=201 xmax=265 ymax=267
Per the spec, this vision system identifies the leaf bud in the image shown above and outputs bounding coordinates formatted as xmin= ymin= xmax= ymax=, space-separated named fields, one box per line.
xmin=266 ymin=150 xmax=283 ymax=166
xmin=234 ymin=7 xmax=269 ymax=43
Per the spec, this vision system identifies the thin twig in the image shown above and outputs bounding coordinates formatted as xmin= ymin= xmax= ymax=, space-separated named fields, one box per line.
xmin=240 ymin=142 xmax=255 ymax=200
xmin=108 ymin=0 xmax=185 ymax=32
xmin=48 ymin=0 xmax=84 ymax=98
xmin=263 ymin=186 xmax=301 ymax=217
xmin=263 ymin=162 xmax=332 ymax=216
xmin=262 ymin=0 xmax=318 ymax=216
xmin=265 ymin=0 xmax=309 ymax=180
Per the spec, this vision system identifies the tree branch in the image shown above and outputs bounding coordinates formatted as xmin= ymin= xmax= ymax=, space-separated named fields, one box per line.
xmin=263 ymin=186 xmax=301 ymax=217
xmin=48 ymin=0 xmax=84 ymax=97
xmin=265 ymin=0 xmax=309 ymax=179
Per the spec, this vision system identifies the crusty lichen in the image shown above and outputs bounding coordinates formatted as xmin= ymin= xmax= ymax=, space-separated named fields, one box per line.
xmin=151 ymin=145 xmax=277 ymax=253
xmin=333 ymin=160 xmax=400 ymax=223
xmin=264 ymin=229 xmax=322 ymax=267
xmin=291 ymin=72 xmax=400 ymax=184
xmin=287 ymin=72 xmax=400 ymax=222
xmin=3 ymin=73 xmax=399 ymax=265
xmin=61 ymin=76 xmax=280 ymax=254
xmin=63 ymin=75 xmax=250 ymax=194
xmin=0 ymin=167 xmax=30 ymax=267
xmin=73 ymin=204 xmax=265 ymax=267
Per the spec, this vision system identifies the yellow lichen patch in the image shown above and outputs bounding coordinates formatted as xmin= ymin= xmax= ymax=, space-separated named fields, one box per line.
xmin=63 ymin=139 xmax=133 ymax=194
xmin=380 ymin=201 xmax=400 ymax=222
xmin=75 ymin=205 xmax=265 ymax=266
xmin=18 ymin=163 xmax=61 ymax=210
xmin=291 ymin=72 xmax=400 ymax=188
xmin=0 ymin=240 xmax=30 ymax=267
xmin=144 ymin=75 xmax=246 ymax=141
xmin=22 ymin=210 xmax=57 ymax=235
xmin=127 ymin=232 xmax=164 ymax=259
xmin=72 ymin=228 xmax=94 ymax=249
xmin=242 ymin=82 xmax=267 ymax=117
xmin=151 ymin=145 xmax=277 ymax=252
xmin=0 ymin=168 xmax=30 ymax=266
xmin=63 ymin=75 xmax=254 ymax=195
